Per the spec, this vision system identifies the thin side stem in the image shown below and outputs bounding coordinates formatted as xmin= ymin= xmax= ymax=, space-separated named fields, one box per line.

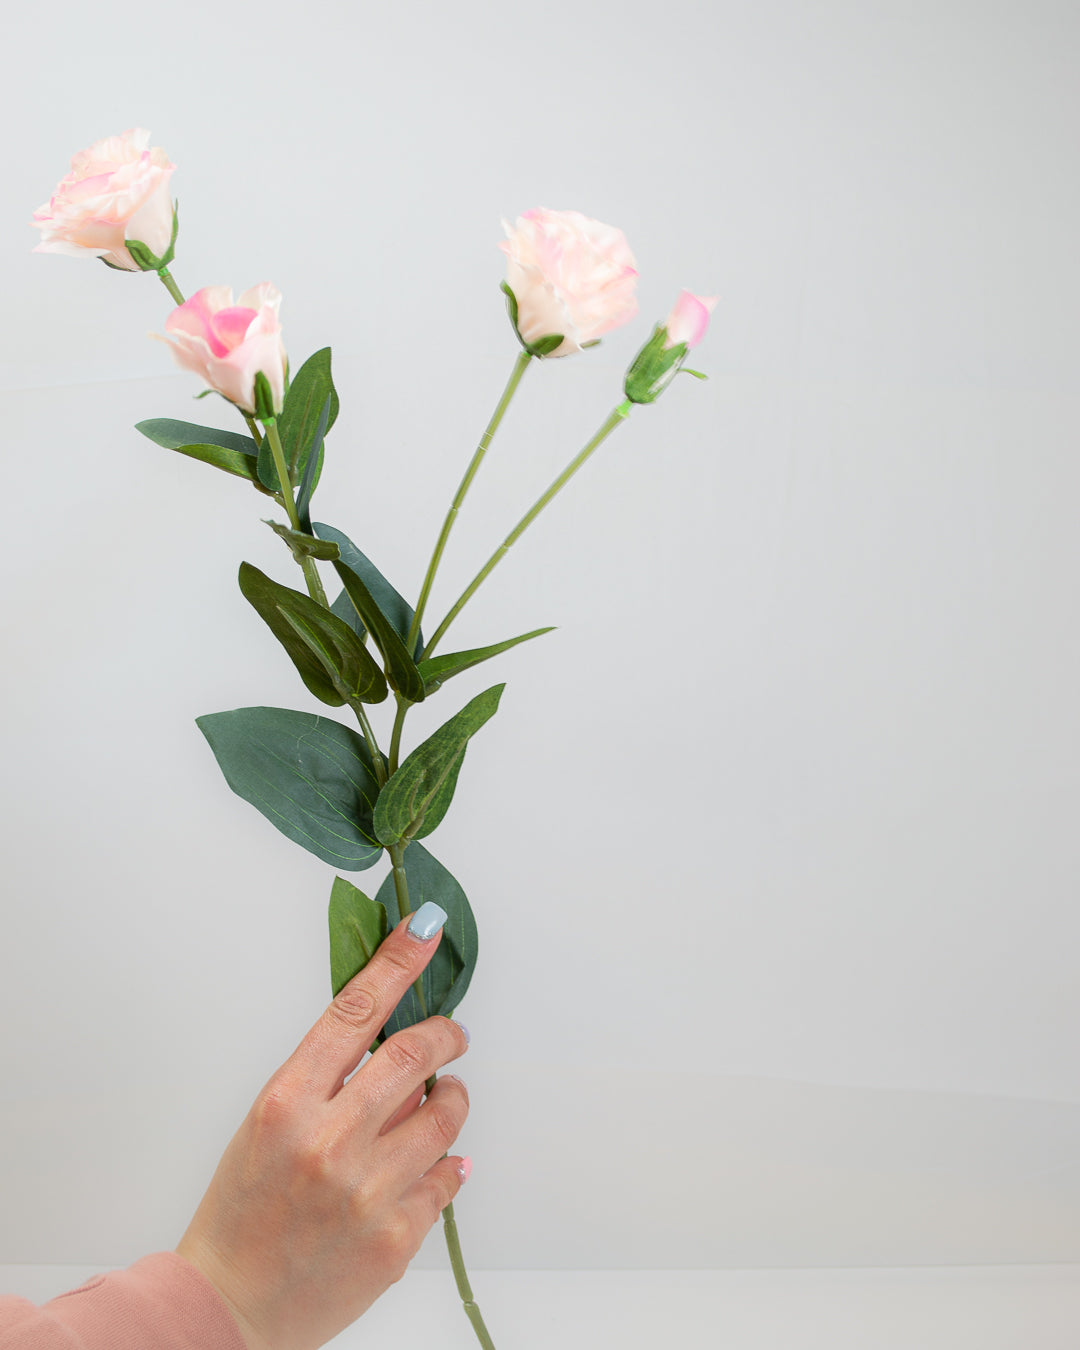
xmin=348 ymin=701 xmax=387 ymax=787
xmin=263 ymin=421 xmax=301 ymax=531
xmin=243 ymin=413 xmax=264 ymax=446
xmin=423 ymin=400 xmax=633 ymax=659
xmin=406 ymin=350 xmax=532 ymax=658
xmin=157 ymin=267 xmax=185 ymax=306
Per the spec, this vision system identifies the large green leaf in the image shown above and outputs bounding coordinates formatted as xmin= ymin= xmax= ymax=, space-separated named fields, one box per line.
xmin=315 ymin=532 xmax=425 ymax=703
xmin=258 ymin=347 xmax=339 ymax=491
xmin=417 ymin=626 xmax=554 ymax=694
xmin=313 ymin=523 xmax=423 ymax=657
xmin=376 ymin=842 xmax=478 ymax=1030
xmin=136 ymin=418 xmax=264 ymax=488
xmin=197 ymin=706 xmax=384 ymax=870
xmin=329 ymin=876 xmax=388 ymax=998
xmin=296 ymin=394 xmax=332 ymax=533
xmin=374 ymin=684 xmax=504 ymax=846
xmin=238 ymin=562 xmax=388 ymax=706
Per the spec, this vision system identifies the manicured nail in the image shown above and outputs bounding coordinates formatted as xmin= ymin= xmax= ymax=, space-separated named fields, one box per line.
xmin=453 ymin=1020 xmax=471 ymax=1046
xmin=457 ymin=1156 xmax=473 ymax=1184
xmin=407 ymin=902 xmax=447 ymax=941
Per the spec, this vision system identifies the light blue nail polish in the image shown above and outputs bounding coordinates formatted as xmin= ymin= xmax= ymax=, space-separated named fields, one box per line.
xmin=454 ymin=1020 xmax=471 ymax=1046
xmin=408 ymin=901 xmax=448 ymax=941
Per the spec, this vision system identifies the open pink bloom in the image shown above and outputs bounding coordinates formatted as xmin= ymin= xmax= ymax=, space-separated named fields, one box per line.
xmin=32 ymin=128 xmax=176 ymax=271
xmin=156 ymin=284 xmax=287 ymax=416
xmin=663 ymin=291 xmax=719 ymax=349
xmin=499 ymin=208 xmax=638 ymax=356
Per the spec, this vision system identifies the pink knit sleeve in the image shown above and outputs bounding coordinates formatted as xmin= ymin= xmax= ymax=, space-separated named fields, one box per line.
xmin=0 ymin=1252 xmax=248 ymax=1350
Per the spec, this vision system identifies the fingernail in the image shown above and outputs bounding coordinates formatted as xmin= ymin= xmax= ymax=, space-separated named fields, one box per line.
xmin=457 ymin=1156 xmax=473 ymax=1184
xmin=407 ymin=902 xmax=447 ymax=941
xmin=453 ymin=1020 xmax=471 ymax=1046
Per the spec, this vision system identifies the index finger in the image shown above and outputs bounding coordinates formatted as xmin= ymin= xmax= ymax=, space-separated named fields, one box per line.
xmin=281 ymin=901 xmax=448 ymax=1100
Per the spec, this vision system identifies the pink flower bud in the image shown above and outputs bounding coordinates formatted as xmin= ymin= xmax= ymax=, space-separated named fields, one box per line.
xmin=31 ymin=128 xmax=176 ymax=272
xmin=155 ymin=284 xmax=287 ymax=416
xmin=499 ymin=208 xmax=638 ymax=357
xmin=662 ymin=291 xmax=719 ymax=350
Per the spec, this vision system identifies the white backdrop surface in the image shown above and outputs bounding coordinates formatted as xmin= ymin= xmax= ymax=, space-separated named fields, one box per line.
xmin=2 ymin=0 xmax=1080 ymax=1305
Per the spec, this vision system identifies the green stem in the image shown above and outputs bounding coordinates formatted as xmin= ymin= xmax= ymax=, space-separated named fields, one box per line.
xmin=157 ymin=267 xmax=185 ymax=306
xmin=406 ymin=350 xmax=532 ymax=658
xmin=387 ymin=842 xmax=428 ymax=1016
xmin=263 ymin=421 xmax=301 ymax=531
xmin=349 ymin=702 xmax=387 ymax=787
xmin=388 ymin=695 xmax=408 ymax=776
xmin=423 ymin=400 xmax=633 ymax=659
xmin=243 ymin=413 xmax=264 ymax=446
xmin=443 ymin=1203 xmax=496 ymax=1350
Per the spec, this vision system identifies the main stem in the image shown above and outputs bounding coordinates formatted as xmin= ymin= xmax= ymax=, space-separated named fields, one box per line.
xmin=423 ymin=400 xmax=633 ymax=659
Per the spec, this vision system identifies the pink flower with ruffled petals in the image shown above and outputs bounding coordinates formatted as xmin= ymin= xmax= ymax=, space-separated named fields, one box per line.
xmin=32 ymin=129 xmax=176 ymax=272
xmin=499 ymin=208 xmax=638 ymax=357
xmin=663 ymin=291 xmax=719 ymax=349
xmin=156 ymin=284 xmax=287 ymax=416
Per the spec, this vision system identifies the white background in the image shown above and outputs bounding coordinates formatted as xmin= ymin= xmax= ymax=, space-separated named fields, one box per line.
xmin=2 ymin=0 xmax=1079 ymax=1343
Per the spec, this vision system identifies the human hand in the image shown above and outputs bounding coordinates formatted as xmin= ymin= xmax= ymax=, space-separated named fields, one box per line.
xmin=175 ymin=902 xmax=471 ymax=1350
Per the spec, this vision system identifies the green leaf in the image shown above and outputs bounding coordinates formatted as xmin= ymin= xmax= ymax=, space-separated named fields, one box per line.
xmin=265 ymin=519 xmax=341 ymax=562
xmin=329 ymin=876 xmax=387 ymax=998
xmin=313 ymin=525 xmax=425 ymax=702
xmin=374 ymin=684 xmax=504 ymax=846
xmin=417 ymin=626 xmax=554 ymax=693
xmin=257 ymin=347 xmax=339 ymax=491
xmin=313 ymin=523 xmax=423 ymax=657
xmin=197 ymin=706 xmax=384 ymax=870
xmin=296 ymin=394 xmax=332 ymax=533
xmin=376 ymin=842 xmax=478 ymax=1028
xmin=239 ymin=562 xmax=388 ymax=706
xmin=136 ymin=418 xmax=266 ymax=487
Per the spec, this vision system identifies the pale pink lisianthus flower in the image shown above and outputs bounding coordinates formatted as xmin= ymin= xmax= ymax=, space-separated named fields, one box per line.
xmin=663 ymin=291 xmax=719 ymax=349
xmin=31 ymin=128 xmax=176 ymax=272
xmin=499 ymin=208 xmax=639 ymax=356
xmin=155 ymin=284 xmax=287 ymax=416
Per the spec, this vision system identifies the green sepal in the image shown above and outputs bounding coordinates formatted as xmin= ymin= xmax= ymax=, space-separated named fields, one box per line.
xmin=135 ymin=418 xmax=270 ymax=491
xmin=124 ymin=238 xmax=161 ymax=272
xmin=253 ymin=371 xmax=278 ymax=424
xmin=373 ymin=684 xmax=504 ymax=846
xmin=501 ymin=280 xmax=520 ymax=333
xmin=314 ymin=523 xmax=424 ymax=657
xmin=681 ymin=367 xmax=708 ymax=380
xmin=238 ymin=562 xmax=388 ymax=705
xmin=376 ymin=842 xmax=478 ymax=1029
xmin=528 ymin=333 xmax=565 ymax=357
xmin=580 ymin=338 xmax=602 ymax=349
xmin=196 ymin=706 xmax=384 ymax=870
xmin=500 ymin=282 xmax=562 ymax=358
xmin=265 ymin=519 xmax=341 ymax=562
xmin=99 ymin=256 xmax=135 ymax=272
xmin=417 ymin=626 xmax=554 ymax=694
xmin=329 ymin=876 xmax=388 ymax=999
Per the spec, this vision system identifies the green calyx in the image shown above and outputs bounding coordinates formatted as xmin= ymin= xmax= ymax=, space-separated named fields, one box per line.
xmin=623 ymin=324 xmax=695 ymax=404
xmin=501 ymin=281 xmax=564 ymax=358
xmin=123 ymin=200 xmax=180 ymax=273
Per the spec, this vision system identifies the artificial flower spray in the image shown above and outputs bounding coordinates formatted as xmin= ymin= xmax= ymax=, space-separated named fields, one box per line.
xmin=32 ymin=129 xmax=715 ymax=1348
